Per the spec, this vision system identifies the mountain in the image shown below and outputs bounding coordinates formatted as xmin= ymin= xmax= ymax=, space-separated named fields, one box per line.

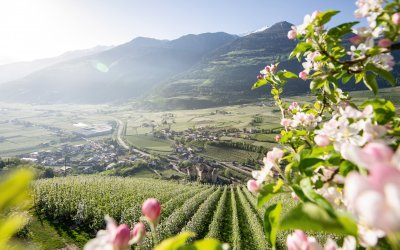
xmin=0 ymin=21 xmax=397 ymax=107
xmin=149 ymin=21 xmax=307 ymax=108
xmin=0 ymin=33 xmax=237 ymax=103
xmin=0 ymin=46 xmax=112 ymax=84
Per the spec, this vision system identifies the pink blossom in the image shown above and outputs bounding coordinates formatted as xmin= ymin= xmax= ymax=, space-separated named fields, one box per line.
xmin=288 ymin=29 xmax=297 ymax=40
xmin=113 ymin=224 xmax=131 ymax=250
xmin=281 ymin=118 xmax=292 ymax=129
xmin=130 ymin=223 xmax=146 ymax=244
xmin=84 ymin=216 xmax=132 ymax=250
xmin=266 ymin=147 xmax=284 ymax=165
xmin=270 ymin=64 xmax=277 ymax=73
xmin=247 ymin=179 xmax=260 ymax=193
xmin=378 ymin=38 xmax=391 ymax=48
xmin=299 ymin=71 xmax=308 ymax=80
xmin=142 ymin=198 xmax=161 ymax=223
xmin=275 ymin=135 xmax=281 ymax=142
xmin=392 ymin=13 xmax=400 ymax=25
xmin=314 ymin=134 xmax=330 ymax=147
xmin=286 ymin=230 xmax=322 ymax=250
xmin=349 ymin=35 xmax=363 ymax=45
xmin=345 ymin=166 xmax=400 ymax=235
xmin=288 ymin=102 xmax=300 ymax=112
xmin=257 ymin=75 xmax=262 ymax=80
xmin=341 ymin=142 xmax=396 ymax=169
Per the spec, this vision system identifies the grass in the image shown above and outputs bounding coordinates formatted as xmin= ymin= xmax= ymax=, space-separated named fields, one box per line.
xmin=20 ymin=214 xmax=91 ymax=250
xmin=125 ymin=134 xmax=173 ymax=153
xmin=199 ymin=145 xmax=260 ymax=162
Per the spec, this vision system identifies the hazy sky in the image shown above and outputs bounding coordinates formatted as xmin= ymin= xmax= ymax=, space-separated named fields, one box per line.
xmin=0 ymin=0 xmax=357 ymax=65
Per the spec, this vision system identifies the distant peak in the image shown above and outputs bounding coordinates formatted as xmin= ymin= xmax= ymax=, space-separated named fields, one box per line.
xmin=270 ymin=21 xmax=294 ymax=29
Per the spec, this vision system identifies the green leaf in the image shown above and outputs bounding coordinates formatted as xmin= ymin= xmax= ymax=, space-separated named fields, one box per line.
xmin=298 ymin=158 xmax=324 ymax=176
xmin=252 ymin=79 xmax=268 ymax=90
xmin=310 ymin=78 xmax=326 ymax=90
xmin=300 ymin=178 xmax=334 ymax=213
xmin=366 ymin=63 xmax=396 ymax=86
xmin=155 ymin=232 xmax=196 ymax=250
xmin=289 ymin=42 xmax=312 ymax=60
xmin=327 ymin=22 xmax=359 ymax=38
xmin=317 ymin=10 xmax=340 ymax=26
xmin=363 ymin=73 xmax=378 ymax=95
xmin=342 ymin=73 xmax=352 ymax=84
xmin=282 ymin=71 xmax=298 ymax=79
xmin=355 ymin=72 xmax=364 ymax=83
xmin=264 ymin=203 xmax=282 ymax=249
xmin=257 ymin=179 xmax=284 ymax=208
xmin=0 ymin=169 xmax=34 ymax=211
xmin=280 ymin=203 xmax=358 ymax=236
xmin=271 ymin=88 xmax=279 ymax=95
xmin=188 ymin=239 xmax=223 ymax=250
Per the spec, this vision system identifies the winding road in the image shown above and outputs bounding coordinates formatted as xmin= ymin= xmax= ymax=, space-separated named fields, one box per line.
xmin=114 ymin=119 xmax=150 ymax=157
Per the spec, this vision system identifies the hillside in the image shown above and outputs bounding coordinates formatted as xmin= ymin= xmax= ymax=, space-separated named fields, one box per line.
xmin=0 ymin=46 xmax=112 ymax=84
xmin=33 ymin=176 xmax=297 ymax=249
xmin=0 ymin=33 xmax=237 ymax=104
xmin=0 ymin=21 xmax=398 ymax=107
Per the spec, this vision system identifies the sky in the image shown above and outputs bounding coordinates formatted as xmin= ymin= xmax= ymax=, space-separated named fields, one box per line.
xmin=0 ymin=0 xmax=358 ymax=65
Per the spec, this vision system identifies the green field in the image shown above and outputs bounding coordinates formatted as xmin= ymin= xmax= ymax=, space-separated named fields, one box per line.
xmin=199 ymin=145 xmax=260 ymax=162
xmin=31 ymin=176 xmax=338 ymax=249
xmin=126 ymin=134 xmax=173 ymax=154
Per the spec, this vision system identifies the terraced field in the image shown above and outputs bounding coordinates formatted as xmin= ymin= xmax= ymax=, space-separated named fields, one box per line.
xmin=33 ymin=176 xmax=294 ymax=249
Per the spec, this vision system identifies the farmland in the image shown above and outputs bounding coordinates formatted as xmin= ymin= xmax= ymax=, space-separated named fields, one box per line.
xmin=32 ymin=176 xmax=305 ymax=249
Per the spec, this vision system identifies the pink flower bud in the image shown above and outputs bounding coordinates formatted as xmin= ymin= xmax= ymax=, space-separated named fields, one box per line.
xmin=265 ymin=66 xmax=271 ymax=72
xmin=270 ymin=64 xmax=277 ymax=73
xmin=112 ymin=224 xmax=131 ymax=250
xmin=257 ymin=75 xmax=262 ymax=80
xmin=314 ymin=134 xmax=330 ymax=147
xmin=299 ymin=71 xmax=308 ymax=80
xmin=362 ymin=142 xmax=394 ymax=164
xmin=131 ymin=223 xmax=146 ymax=244
xmin=275 ymin=135 xmax=281 ymax=142
xmin=349 ymin=35 xmax=363 ymax=45
xmin=142 ymin=198 xmax=161 ymax=223
xmin=378 ymin=38 xmax=391 ymax=48
xmin=287 ymin=30 xmax=297 ymax=40
xmin=247 ymin=179 xmax=260 ymax=193
xmin=392 ymin=13 xmax=400 ymax=25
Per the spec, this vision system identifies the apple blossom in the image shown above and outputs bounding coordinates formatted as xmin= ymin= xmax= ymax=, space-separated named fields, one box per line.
xmin=286 ymin=230 xmax=322 ymax=250
xmin=84 ymin=216 xmax=132 ymax=250
xmin=265 ymin=147 xmax=284 ymax=165
xmin=345 ymin=165 xmax=400 ymax=234
xmin=341 ymin=142 xmax=398 ymax=169
xmin=130 ymin=223 xmax=146 ymax=244
xmin=288 ymin=29 xmax=297 ymax=40
xmin=392 ymin=12 xmax=400 ymax=25
xmin=299 ymin=71 xmax=308 ymax=80
xmin=281 ymin=118 xmax=292 ymax=129
xmin=142 ymin=198 xmax=161 ymax=223
xmin=378 ymin=38 xmax=391 ymax=48
xmin=349 ymin=35 xmax=363 ymax=45
xmin=314 ymin=134 xmax=330 ymax=147
xmin=288 ymin=102 xmax=300 ymax=112
xmin=247 ymin=179 xmax=260 ymax=193
xmin=275 ymin=134 xmax=281 ymax=142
